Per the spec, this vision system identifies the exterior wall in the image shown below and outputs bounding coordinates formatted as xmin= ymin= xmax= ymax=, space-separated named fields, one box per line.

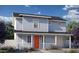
xmin=49 ymin=21 xmax=66 ymax=32
xmin=14 ymin=33 xmax=70 ymax=49
xmin=56 ymin=35 xmax=64 ymax=48
xmin=13 ymin=16 xmax=69 ymax=49
xmin=14 ymin=17 xmax=22 ymax=30
xmin=17 ymin=34 xmax=31 ymax=49
xmin=23 ymin=17 xmax=48 ymax=32
xmin=63 ymin=39 xmax=69 ymax=48
xmin=15 ymin=17 xmax=48 ymax=32
xmin=44 ymin=35 xmax=55 ymax=48
xmin=14 ymin=33 xmax=19 ymax=49
xmin=63 ymin=36 xmax=69 ymax=48
xmin=0 ymin=35 xmax=70 ymax=49
xmin=39 ymin=35 xmax=68 ymax=49
xmin=14 ymin=34 xmax=56 ymax=49
xmin=14 ymin=17 xmax=66 ymax=32
xmin=39 ymin=35 xmax=43 ymax=49
xmin=33 ymin=35 xmax=55 ymax=49
xmin=56 ymin=35 xmax=69 ymax=48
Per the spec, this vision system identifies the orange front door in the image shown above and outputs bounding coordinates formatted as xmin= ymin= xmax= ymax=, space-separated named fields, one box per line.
xmin=34 ymin=35 xmax=39 ymax=48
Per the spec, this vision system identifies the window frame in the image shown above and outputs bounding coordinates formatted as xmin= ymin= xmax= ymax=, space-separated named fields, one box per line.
xmin=27 ymin=35 xmax=31 ymax=43
xmin=45 ymin=35 xmax=55 ymax=44
xmin=33 ymin=19 xmax=39 ymax=29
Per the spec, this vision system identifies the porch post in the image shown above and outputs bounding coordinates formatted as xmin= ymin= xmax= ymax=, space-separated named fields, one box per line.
xmin=55 ymin=35 xmax=57 ymax=45
xmin=31 ymin=35 xmax=33 ymax=48
xmin=43 ymin=35 xmax=45 ymax=49
xmin=14 ymin=33 xmax=18 ymax=49
xmin=69 ymin=36 xmax=71 ymax=48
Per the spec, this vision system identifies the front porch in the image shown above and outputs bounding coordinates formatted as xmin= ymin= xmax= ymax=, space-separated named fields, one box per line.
xmin=14 ymin=32 xmax=72 ymax=49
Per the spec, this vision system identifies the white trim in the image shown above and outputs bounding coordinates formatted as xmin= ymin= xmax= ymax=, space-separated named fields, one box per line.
xmin=22 ymin=17 xmax=23 ymax=31
xmin=69 ymin=36 xmax=71 ymax=48
xmin=14 ymin=33 xmax=17 ymax=48
xmin=16 ymin=32 xmax=73 ymax=36
xmin=21 ymin=35 xmax=23 ymax=49
xmin=55 ymin=35 xmax=57 ymax=45
xmin=14 ymin=33 xmax=16 ymax=40
xmin=14 ymin=17 xmax=16 ymax=30
xmin=33 ymin=19 xmax=40 ymax=29
xmin=31 ymin=35 xmax=33 ymax=48
xmin=14 ymin=33 xmax=19 ymax=49
xmin=43 ymin=35 xmax=45 ymax=49
xmin=12 ymin=13 xmax=14 ymax=26
xmin=14 ymin=17 xmax=23 ymax=30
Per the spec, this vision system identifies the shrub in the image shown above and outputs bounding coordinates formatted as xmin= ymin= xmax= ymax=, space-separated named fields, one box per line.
xmin=68 ymin=49 xmax=77 ymax=53
xmin=0 ymin=50 xmax=7 ymax=53
xmin=22 ymin=48 xmax=29 ymax=52
xmin=28 ymin=48 xmax=37 ymax=52
xmin=0 ymin=47 xmax=17 ymax=53
xmin=0 ymin=47 xmax=15 ymax=53
xmin=0 ymin=47 xmax=8 ymax=50
xmin=0 ymin=47 xmax=38 ymax=53
xmin=50 ymin=45 xmax=59 ymax=50
xmin=7 ymin=47 xmax=16 ymax=53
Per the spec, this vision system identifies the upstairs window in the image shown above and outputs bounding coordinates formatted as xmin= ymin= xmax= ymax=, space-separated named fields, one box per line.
xmin=33 ymin=19 xmax=39 ymax=28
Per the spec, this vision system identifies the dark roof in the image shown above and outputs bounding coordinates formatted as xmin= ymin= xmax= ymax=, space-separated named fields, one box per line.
xmin=50 ymin=16 xmax=66 ymax=21
xmin=14 ymin=30 xmax=72 ymax=34
xmin=13 ymin=12 xmax=67 ymax=21
xmin=13 ymin=12 xmax=51 ymax=17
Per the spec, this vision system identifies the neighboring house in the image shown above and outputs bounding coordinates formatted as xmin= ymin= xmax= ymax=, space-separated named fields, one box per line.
xmin=13 ymin=13 xmax=73 ymax=49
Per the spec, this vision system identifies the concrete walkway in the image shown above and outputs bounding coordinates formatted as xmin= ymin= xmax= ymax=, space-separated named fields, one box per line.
xmin=40 ymin=49 xmax=64 ymax=53
xmin=30 ymin=49 xmax=65 ymax=53
xmin=40 ymin=50 xmax=50 ymax=53
xmin=28 ymin=48 xmax=79 ymax=53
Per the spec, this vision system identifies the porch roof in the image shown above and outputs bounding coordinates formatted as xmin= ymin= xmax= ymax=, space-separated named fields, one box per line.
xmin=14 ymin=30 xmax=73 ymax=36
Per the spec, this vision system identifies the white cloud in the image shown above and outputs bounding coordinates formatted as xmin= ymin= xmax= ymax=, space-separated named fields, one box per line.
xmin=0 ymin=16 xmax=12 ymax=21
xmin=69 ymin=5 xmax=79 ymax=9
xmin=24 ymin=5 xmax=30 ymax=7
xmin=63 ymin=15 xmax=72 ymax=19
xmin=37 ymin=12 xmax=41 ymax=14
xmin=63 ymin=5 xmax=70 ymax=10
xmin=63 ymin=14 xmax=79 ymax=21
xmin=63 ymin=5 xmax=79 ymax=10
xmin=63 ymin=7 xmax=67 ymax=10
xmin=63 ymin=5 xmax=69 ymax=10
xmin=33 ymin=11 xmax=41 ymax=15
xmin=63 ymin=5 xmax=79 ymax=21
xmin=68 ymin=10 xmax=79 ymax=15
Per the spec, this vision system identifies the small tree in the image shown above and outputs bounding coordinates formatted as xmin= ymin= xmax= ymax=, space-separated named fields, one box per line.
xmin=67 ymin=21 xmax=79 ymax=48
xmin=5 ymin=21 xmax=14 ymax=39
xmin=67 ymin=21 xmax=79 ymax=32
xmin=0 ymin=20 xmax=6 ymax=43
xmin=72 ymin=27 xmax=79 ymax=37
xmin=72 ymin=27 xmax=79 ymax=48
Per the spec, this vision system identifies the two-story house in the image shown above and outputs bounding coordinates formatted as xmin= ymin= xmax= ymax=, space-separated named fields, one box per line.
xmin=13 ymin=13 xmax=73 ymax=49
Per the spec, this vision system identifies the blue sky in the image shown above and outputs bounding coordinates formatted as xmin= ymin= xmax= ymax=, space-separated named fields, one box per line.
xmin=0 ymin=5 xmax=67 ymax=18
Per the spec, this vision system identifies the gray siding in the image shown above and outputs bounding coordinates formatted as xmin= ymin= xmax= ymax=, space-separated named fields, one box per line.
xmin=15 ymin=17 xmax=48 ymax=32
xmin=15 ymin=17 xmax=66 ymax=32
xmin=23 ymin=17 xmax=48 ymax=32
xmin=49 ymin=21 xmax=66 ymax=32
xmin=56 ymin=35 xmax=69 ymax=48
xmin=15 ymin=17 xmax=22 ymax=30
xmin=44 ymin=35 xmax=55 ymax=48
xmin=17 ymin=34 xmax=31 ymax=49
